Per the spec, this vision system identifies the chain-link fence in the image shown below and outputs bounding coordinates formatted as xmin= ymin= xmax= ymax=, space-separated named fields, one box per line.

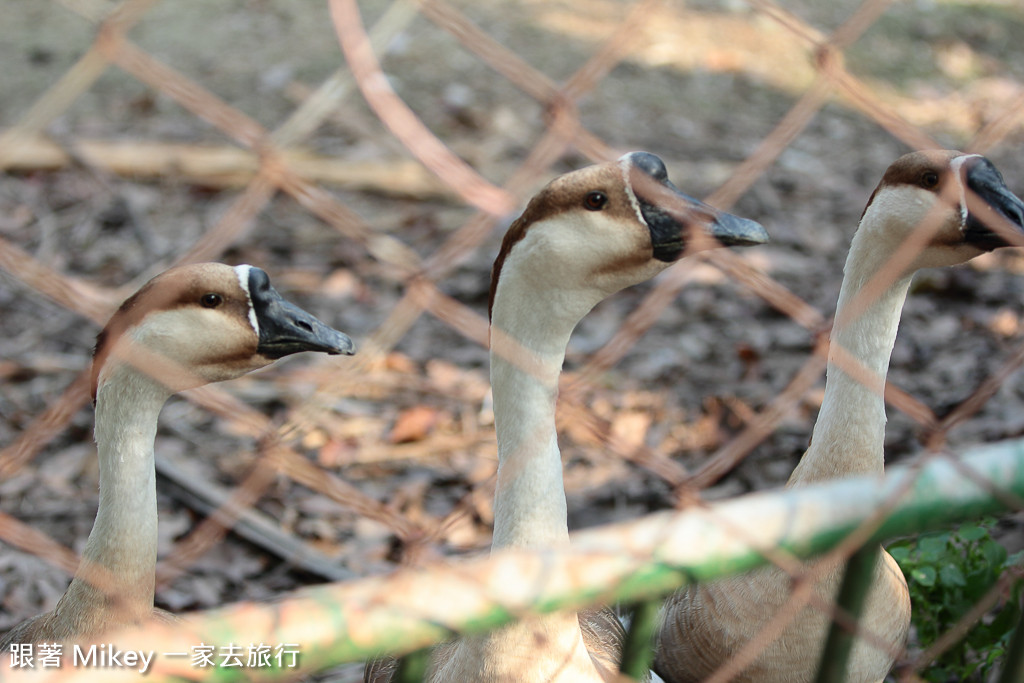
xmin=1 ymin=0 xmax=1023 ymax=680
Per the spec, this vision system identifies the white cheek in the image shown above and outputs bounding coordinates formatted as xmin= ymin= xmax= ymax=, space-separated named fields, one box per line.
xmin=131 ymin=309 xmax=212 ymax=358
xmin=532 ymin=214 xmax=660 ymax=293
xmin=867 ymin=186 xmax=937 ymax=234
xmin=233 ymin=264 xmax=260 ymax=335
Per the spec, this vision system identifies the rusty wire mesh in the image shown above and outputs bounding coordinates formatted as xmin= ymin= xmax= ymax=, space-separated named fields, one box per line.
xmin=1 ymin=0 xmax=1024 ymax=680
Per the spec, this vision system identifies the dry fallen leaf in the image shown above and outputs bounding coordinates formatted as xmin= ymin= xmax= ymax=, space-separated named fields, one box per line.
xmin=385 ymin=352 xmax=418 ymax=374
xmin=317 ymin=437 xmax=349 ymax=468
xmin=388 ymin=405 xmax=439 ymax=443
xmin=610 ymin=410 xmax=651 ymax=451
xmin=989 ymin=308 xmax=1019 ymax=337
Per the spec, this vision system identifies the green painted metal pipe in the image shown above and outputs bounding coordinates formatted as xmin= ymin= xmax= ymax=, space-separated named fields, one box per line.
xmin=394 ymin=647 xmax=430 ymax=683
xmin=620 ymin=600 xmax=662 ymax=681
xmin=997 ymin=608 xmax=1024 ymax=683
xmin=5 ymin=439 xmax=1024 ymax=682
xmin=813 ymin=545 xmax=882 ymax=683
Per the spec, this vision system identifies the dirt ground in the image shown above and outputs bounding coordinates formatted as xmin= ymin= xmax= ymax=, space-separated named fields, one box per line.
xmin=2 ymin=0 xmax=1024 ymax=680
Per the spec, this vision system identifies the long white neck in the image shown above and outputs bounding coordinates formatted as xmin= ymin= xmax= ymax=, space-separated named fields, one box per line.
xmin=62 ymin=366 xmax=170 ymax=621
xmin=432 ymin=264 xmax=609 ymax=682
xmin=789 ymin=223 xmax=913 ymax=486
xmin=489 ymin=285 xmax=590 ymax=550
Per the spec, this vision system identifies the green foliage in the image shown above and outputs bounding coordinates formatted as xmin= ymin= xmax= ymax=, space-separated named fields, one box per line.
xmin=889 ymin=519 xmax=1024 ymax=682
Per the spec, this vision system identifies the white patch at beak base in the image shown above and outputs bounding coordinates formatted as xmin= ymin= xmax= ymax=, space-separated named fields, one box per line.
xmin=618 ymin=156 xmax=648 ymax=226
xmin=951 ymin=154 xmax=982 ymax=230
xmin=233 ymin=264 xmax=260 ymax=335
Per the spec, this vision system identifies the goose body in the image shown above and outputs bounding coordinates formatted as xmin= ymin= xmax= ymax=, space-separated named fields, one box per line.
xmin=0 ymin=263 xmax=353 ymax=648
xmin=654 ymin=150 xmax=1024 ymax=683
xmin=365 ymin=152 xmax=767 ymax=682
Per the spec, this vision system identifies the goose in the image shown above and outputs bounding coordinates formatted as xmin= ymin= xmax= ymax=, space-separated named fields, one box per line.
xmin=365 ymin=151 xmax=768 ymax=682
xmin=653 ymin=150 xmax=1024 ymax=683
xmin=0 ymin=262 xmax=354 ymax=648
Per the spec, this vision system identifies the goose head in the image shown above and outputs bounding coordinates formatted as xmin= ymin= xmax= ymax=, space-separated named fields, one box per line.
xmin=489 ymin=151 xmax=768 ymax=324
xmin=859 ymin=150 xmax=1024 ymax=271
xmin=91 ymin=263 xmax=354 ymax=397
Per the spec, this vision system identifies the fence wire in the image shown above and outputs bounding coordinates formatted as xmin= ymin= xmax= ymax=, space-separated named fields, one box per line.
xmin=1 ymin=0 xmax=1023 ymax=681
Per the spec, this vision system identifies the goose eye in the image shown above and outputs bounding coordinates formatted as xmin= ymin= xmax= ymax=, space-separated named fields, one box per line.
xmin=200 ymin=293 xmax=223 ymax=309
xmin=584 ymin=191 xmax=608 ymax=211
xmin=921 ymin=171 xmax=940 ymax=189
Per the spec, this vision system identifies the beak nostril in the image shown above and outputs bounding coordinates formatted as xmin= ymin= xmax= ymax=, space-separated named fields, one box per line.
xmin=295 ymin=320 xmax=313 ymax=333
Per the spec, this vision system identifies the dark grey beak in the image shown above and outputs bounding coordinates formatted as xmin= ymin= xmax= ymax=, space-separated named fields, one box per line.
xmin=706 ymin=210 xmax=772 ymax=248
xmin=963 ymin=156 xmax=1024 ymax=250
xmin=623 ymin=152 xmax=769 ymax=262
xmin=248 ymin=268 xmax=356 ymax=359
